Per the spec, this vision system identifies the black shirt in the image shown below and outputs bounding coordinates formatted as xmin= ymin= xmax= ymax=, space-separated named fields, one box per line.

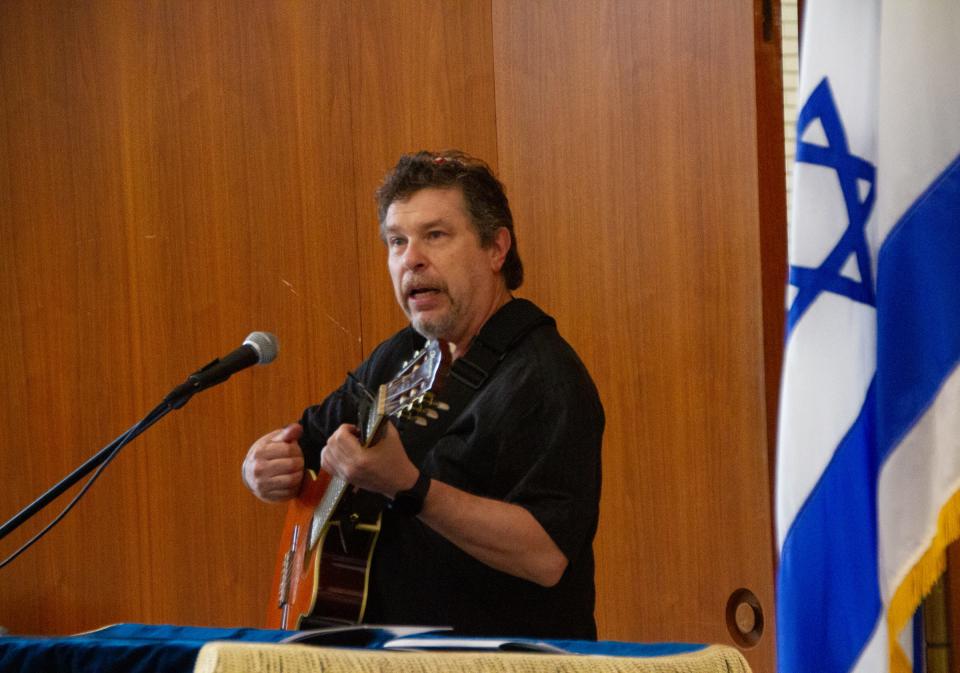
xmin=299 ymin=299 xmax=604 ymax=639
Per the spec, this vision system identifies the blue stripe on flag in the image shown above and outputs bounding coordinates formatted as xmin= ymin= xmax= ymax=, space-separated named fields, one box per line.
xmin=777 ymin=381 xmax=881 ymax=673
xmin=876 ymin=155 xmax=960 ymax=462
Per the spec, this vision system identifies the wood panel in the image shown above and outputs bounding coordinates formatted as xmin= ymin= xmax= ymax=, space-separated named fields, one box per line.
xmin=343 ymin=0 xmax=500 ymax=352
xmin=754 ymin=0 xmax=789 ymax=566
xmin=0 ymin=0 xmax=361 ymax=631
xmin=491 ymin=2 xmax=776 ymax=671
xmin=1 ymin=4 xmax=782 ymax=670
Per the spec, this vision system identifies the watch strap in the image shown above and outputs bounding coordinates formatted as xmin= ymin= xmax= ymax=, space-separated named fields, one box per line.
xmin=389 ymin=470 xmax=431 ymax=516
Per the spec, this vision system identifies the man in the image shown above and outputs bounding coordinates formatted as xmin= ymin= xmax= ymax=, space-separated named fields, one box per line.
xmin=242 ymin=151 xmax=603 ymax=639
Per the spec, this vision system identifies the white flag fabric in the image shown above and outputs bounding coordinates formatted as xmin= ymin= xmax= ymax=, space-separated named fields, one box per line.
xmin=776 ymin=2 xmax=960 ymax=672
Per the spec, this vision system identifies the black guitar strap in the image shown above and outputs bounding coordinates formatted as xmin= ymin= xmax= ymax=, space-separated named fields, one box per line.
xmin=398 ymin=298 xmax=555 ymax=456
xmin=449 ymin=297 xmax=555 ymax=391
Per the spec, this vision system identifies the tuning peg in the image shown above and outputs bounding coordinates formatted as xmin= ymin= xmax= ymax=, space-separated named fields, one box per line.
xmin=423 ymin=393 xmax=449 ymax=411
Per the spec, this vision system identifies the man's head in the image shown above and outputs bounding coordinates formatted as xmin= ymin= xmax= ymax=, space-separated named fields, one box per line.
xmin=376 ymin=150 xmax=523 ymax=290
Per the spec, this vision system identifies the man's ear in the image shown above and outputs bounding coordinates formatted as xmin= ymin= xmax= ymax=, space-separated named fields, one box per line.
xmin=488 ymin=227 xmax=511 ymax=273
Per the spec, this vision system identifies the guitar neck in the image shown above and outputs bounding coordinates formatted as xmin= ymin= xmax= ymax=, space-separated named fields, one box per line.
xmin=308 ymin=475 xmax=350 ymax=551
xmin=305 ymin=344 xmax=448 ymax=553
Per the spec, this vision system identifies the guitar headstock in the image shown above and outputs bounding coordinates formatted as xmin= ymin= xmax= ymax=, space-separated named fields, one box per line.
xmin=361 ymin=339 xmax=451 ymax=445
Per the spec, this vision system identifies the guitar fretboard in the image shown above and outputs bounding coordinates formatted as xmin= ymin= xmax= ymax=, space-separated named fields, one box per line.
xmin=308 ymin=476 xmax=348 ymax=551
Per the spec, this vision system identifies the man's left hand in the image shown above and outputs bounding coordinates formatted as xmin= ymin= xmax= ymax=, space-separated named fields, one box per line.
xmin=319 ymin=421 xmax=419 ymax=498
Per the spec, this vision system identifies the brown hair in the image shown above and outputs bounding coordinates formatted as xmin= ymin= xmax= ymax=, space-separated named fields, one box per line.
xmin=375 ymin=150 xmax=523 ymax=290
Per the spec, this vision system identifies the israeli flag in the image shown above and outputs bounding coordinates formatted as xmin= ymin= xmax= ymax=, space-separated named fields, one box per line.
xmin=776 ymin=2 xmax=960 ymax=672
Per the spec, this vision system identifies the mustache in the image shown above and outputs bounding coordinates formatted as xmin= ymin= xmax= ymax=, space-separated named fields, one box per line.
xmin=401 ymin=276 xmax=447 ymax=297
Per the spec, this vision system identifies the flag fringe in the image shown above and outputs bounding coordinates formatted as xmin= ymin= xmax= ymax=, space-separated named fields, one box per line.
xmin=886 ymin=487 xmax=960 ymax=672
xmin=891 ymin=642 xmax=912 ymax=673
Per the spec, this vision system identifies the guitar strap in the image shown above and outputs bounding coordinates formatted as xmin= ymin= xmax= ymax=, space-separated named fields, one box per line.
xmin=449 ymin=297 xmax=555 ymax=391
xmin=399 ymin=298 xmax=555 ymax=454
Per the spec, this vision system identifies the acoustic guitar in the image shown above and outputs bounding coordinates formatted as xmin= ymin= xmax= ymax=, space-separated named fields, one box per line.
xmin=267 ymin=340 xmax=449 ymax=629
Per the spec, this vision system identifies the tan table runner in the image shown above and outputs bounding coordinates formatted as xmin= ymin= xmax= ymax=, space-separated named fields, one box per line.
xmin=194 ymin=641 xmax=751 ymax=673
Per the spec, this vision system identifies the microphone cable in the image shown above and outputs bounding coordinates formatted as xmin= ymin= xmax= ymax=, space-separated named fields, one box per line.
xmin=0 ymin=402 xmax=170 ymax=570
xmin=0 ymin=331 xmax=278 ymax=569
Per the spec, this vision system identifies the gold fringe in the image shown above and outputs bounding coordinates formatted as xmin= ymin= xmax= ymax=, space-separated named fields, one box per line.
xmin=891 ymin=641 xmax=912 ymax=673
xmin=886 ymin=488 xmax=960 ymax=671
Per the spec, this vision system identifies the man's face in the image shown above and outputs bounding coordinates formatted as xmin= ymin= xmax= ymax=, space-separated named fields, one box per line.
xmin=384 ymin=187 xmax=508 ymax=349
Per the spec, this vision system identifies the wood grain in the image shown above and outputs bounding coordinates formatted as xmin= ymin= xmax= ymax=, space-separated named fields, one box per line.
xmin=0 ymin=0 xmax=362 ymax=630
xmin=491 ymin=2 xmax=776 ymax=670
xmin=343 ymin=0 xmax=500 ymax=352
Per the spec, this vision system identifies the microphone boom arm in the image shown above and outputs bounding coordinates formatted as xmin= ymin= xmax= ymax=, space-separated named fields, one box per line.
xmin=0 ymin=401 xmax=171 ymax=546
xmin=0 ymin=331 xmax=278 ymax=558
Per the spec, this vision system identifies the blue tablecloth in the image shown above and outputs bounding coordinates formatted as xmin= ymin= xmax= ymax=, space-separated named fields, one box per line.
xmin=0 ymin=623 xmax=710 ymax=673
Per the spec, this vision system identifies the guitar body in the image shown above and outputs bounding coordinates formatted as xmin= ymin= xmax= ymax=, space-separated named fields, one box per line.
xmin=266 ymin=469 xmax=382 ymax=629
xmin=265 ymin=340 xmax=449 ymax=630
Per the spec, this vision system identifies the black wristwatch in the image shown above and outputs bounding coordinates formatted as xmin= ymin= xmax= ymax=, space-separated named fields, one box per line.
xmin=389 ymin=470 xmax=431 ymax=516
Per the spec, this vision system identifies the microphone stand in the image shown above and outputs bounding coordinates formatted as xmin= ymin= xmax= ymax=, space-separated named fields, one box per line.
xmin=0 ymin=335 xmax=272 ymax=562
xmin=0 ymin=400 xmax=172 ymax=544
xmin=0 ymin=358 xmax=220 ymax=553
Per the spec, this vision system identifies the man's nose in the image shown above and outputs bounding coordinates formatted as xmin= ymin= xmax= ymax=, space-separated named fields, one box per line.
xmin=402 ymin=240 xmax=428 ymax=270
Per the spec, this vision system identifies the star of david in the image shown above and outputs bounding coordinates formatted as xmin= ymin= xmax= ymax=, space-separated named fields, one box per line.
xmin=787 ymin=77 xmax=877 ymax=334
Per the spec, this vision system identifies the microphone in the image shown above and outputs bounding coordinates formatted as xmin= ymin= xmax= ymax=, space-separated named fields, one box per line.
xmin=164 ymin=331 xmax=278 ymax=409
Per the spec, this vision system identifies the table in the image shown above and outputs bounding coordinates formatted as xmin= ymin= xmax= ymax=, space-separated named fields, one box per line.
xmin=0 ymin=623 xmax=751 ymax=673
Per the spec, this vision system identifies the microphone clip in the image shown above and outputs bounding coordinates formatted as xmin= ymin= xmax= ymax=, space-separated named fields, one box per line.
xmin=163 ymin=358 xmax=221 ymax=409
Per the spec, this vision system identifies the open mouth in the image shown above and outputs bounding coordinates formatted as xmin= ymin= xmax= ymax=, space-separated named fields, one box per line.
xmin=408 ymin=287 xmax=440 ymax=299
xmin=404 ymin=277 xmax=444 ymax=299
xmin=405 ymin=284 xmax=445 ymax=313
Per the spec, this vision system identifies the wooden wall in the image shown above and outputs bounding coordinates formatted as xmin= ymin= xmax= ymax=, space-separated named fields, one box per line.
xmin=0 ymin=2 xmax=784 ymax=672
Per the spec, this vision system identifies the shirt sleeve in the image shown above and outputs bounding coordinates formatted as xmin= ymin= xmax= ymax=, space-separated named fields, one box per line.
xmin=502 ymin=371 xmax=604 ymax=566
xmin=298 ymin=382 xmax=356 ymax=472
xmin=422 ymin=331 xmax=604 ymax=567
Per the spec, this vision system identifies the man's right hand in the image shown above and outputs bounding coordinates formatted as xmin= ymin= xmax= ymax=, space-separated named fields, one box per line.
xmin=242 ymin=423 xmax=305 ymax=502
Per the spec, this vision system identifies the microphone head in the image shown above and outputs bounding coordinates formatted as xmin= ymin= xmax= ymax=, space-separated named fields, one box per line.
xmin=244 ymin=331 xmax=279 ymax=364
